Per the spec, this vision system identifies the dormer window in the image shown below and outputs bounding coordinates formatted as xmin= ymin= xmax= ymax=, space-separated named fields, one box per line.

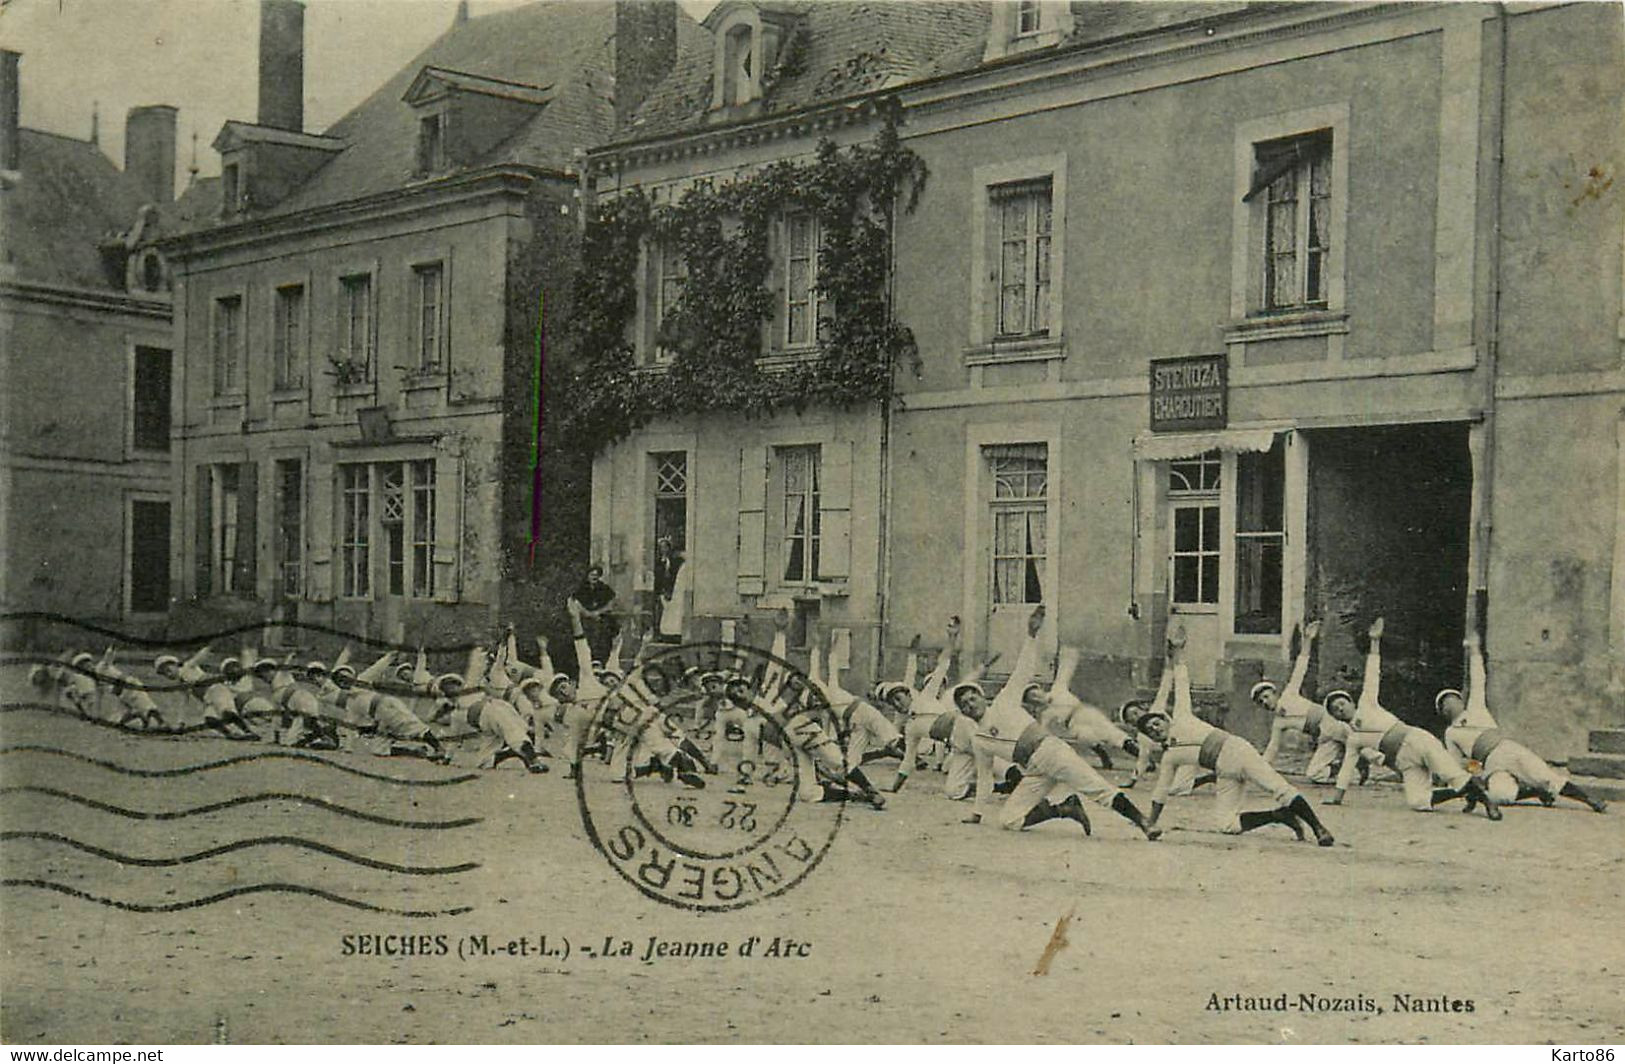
xmin=402 ymin=66 xmax=550 ymax=173
xmin=416 ymin=112 xmax=446 ymax=175
xmin=1015 ymin=1 xmax=1042 ymax=37
xmin=221 ymin=162 xmax=241 ymax=215
xmin=705 ymin=3 xmax=795 ymax=112
xmin=984 ymin=0 xmax=1073 ymax=61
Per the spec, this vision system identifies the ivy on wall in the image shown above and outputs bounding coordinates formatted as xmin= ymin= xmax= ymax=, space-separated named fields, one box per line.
xmin=562 ymin=121 xmax=927 ymax=454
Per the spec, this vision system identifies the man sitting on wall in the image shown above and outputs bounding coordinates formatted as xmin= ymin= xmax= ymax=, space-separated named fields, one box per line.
xmin=570 ymin=564 xmax=620 ymax=666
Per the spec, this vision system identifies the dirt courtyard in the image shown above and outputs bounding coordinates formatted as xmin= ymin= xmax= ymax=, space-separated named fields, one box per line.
xmin=1 ymin=684 xmax=1621 ymax=1045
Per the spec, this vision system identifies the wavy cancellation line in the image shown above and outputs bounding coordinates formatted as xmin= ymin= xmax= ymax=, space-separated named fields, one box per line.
xmin=0 ymin=878 xmax=474 ymax=918
xmin=0 ymin=743 xmax=478 ymax=786
xmin=0 ymin=610 xmax=493 ymax=656
xmin=0 ymin=785 xmax=483 ymax=829
xmin=0 ymin=702 xmax=482 ymax=746
xmin=0 ymin=830 xmax=479 ymax=876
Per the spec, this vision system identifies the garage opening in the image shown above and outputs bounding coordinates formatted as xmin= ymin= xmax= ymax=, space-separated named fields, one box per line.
xmin=1304 ymin=422 xmax=1472 ymax=730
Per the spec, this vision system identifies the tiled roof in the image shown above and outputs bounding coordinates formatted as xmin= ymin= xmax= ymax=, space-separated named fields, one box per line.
xmin=160 ymin=0 xmax=705 ymax=235
xmin=616 ymin=1 xmax=989 ymax=142
xmin=613 ymin=0 xmax=1254 ymax=145
xmin=5 ymin=128 xmax=148 ymax=290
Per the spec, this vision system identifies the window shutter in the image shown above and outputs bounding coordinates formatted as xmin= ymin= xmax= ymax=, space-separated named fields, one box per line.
xmin=819 ymin=440 xmax=853 ymax=581
xmin=737 ymin=446 xmax=767 ymax=595
xmin=235 ymin=460 xmax=258 ymax=596
xmin=433 ymin=451 xmax=461 ymax=602
xmin=369 ymin=265 xmax=381 ymax=381
xmin=307 ymin=456 xmax=333 ymax=601
xmin=195 ymin=464 xmax=213 ymax=596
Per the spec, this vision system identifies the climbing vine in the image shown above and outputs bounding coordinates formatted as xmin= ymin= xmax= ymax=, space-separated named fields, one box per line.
xmin=561 ymin=120 xmax=926 ymax=454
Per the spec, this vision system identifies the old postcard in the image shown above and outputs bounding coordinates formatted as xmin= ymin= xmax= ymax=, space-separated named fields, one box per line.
xmin=1 ymin=0 xmax=1622 ymax=1046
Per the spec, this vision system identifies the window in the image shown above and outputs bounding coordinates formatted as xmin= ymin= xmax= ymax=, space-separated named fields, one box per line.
xmin=380 ymin=462 xmax=406 ymax=596
xmin=1169 ymin=450 xmax=1221 ymax=607
xmin=653 ymin=451 xmax=688 ymax=553
xmin=723 ymin=24 xmax=756 ymax=107
xmin=1249 ymin=131 xmax=1332 ymax=311
xmin=413 ymin=263 xmax=444 ymax=373
xmin=132 ymin=346 xmax=171 ymax=452
xmin=416 ymin=113 xmax=445 ymax=174
xmin=1234 ymin=440 xmax=1285 ymax=634
xmin=993 ymin=180 xmax=1052 ymax=337
xmin=339 ymin=274 xmax=373 ymax=380
xmin=780 ymin=446 xmax=821 ymax=585
xmin=216 ymin=465 xmax=241 ymax=595
xmin=340 ymin=464 xmax=370 ymax=598
xmin=651 ymin=241 xmax=686 ymax=362
xmin=221 ymin=163 xmax=240 ymax=213
xmin=128 ymin=499 xmax=170 ymax=615
xmin=410 ymin=459 xmax=437 ymax=599
xmin=1015 ymin=1 xmax=1042 ymax=36
xmin=275 ymin=459 xmax=303 ymax=598
xmin=212 ymin=295 xmax=242 ymax=395
xmin=1169 ymin=453 xmax=1222 ymax=493
xmin=783 ymin=214 xmax=822 ymax=348
xmin=337 ymin=461 xmax=436 ymax=600
xmin=273 ymin=284 xmax=304 ymax=390
xmin=138 ymin=250 xmax=165 ymax=292
xmin=989 ymin=444 xmax=1047 ymax=605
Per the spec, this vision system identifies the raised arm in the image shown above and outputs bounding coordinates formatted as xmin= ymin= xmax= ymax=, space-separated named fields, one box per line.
xmin=569 ymin=600 xmax=608 ymax=699
xmin=1287 ymin=620 xmax=1319 ymax=698
xmin=1358 ymin=617 xmax=1384 ymax=712
xmin=1147 ymin=657 xmax=1174 ymax=715
xmin=920 ymin=621 xmax=958 ymax=702
xmin=1466 ymin=633 xmax=1488 ymax=715
xmin=902 ymin=635 xmax=920 ymax=691
xmin=1005 ymin=606 xmax=1047 ymax=695
xmin=1050 ymin=646 xmax=1079 ymax=698
xmin=965 ymin=651 xmax=1001 ymax=685
xmin=463 ymin=644 xmax=487 ymax=688
xmin=183 ymin=645 xmax=211 ymax=672
xmin=463 ymin=647 xmax=490 ymax=690
xmin=1166 ymin=624 xmax=1193 ymax=720
xmin=1173 ymin=661 xmax=1194 ymax=720
xmin=534 ymin=636 xmax=555 ymax=685
xmin=808 ymin=635 xmax=826 ymax=693
xmin=412 ymin=647 xmax=432 ymax=689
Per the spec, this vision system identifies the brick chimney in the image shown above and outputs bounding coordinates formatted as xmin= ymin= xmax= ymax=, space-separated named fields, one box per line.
xmin=0 ymin=51 xmax=20 ymax=173
xmin=614 ymin=1 xmax=677 ymax=129
xmin=258 ymin=0 xmax=305 ymax=132
xmin=125 ymin=105 xmax=177 ymax=203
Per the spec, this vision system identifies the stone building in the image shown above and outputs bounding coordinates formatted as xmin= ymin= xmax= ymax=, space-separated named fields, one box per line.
xmin=0 ymin=49 xmax=177 ymax=629
xmin=154 ymin=0 xmax=691 ymax=645
xmin=586 ymin=1 xmax=1625 ymax=763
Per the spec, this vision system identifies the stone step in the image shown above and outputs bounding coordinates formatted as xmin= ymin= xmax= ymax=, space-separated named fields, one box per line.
xmin=1567 ymin=753 xmax=1625 ymax=779
xmin=1588 ymin=729 xmax=1625 ymax=755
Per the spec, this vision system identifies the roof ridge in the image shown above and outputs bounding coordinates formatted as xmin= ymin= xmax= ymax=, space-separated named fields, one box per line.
xmin=20 ymin=126 xmax=100 ymax=147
